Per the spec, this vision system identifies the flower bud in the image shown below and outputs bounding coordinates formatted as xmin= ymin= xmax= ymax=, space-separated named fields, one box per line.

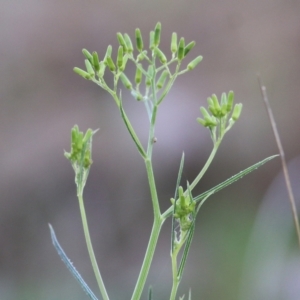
xmin=171 ymin=32 xmax=178 ymax=53
xmin=211 ymin=94 xmax=221 ymax=113
xmin=117 ymin=46 xmax=124 ymax=68
xmin=187 ymin=55 xmax=203 ymax=70
xmin=92 ymin=51 xmax=100 ymax=72
xmin=135 ymin=64 xmax=143 ymax=84
xmin=178 ymin=37 xmax=185 ymax=61
xmin=116 ymin=32 xmax=127 ymax=52
xmin=227 ymin=91 xmax=234 ymax=112
xmin=73 ymin=67 xmax=91 ymax=80
xmin=106 ymin=56 xmax=116 ymax=72
xmin=149 ymin=31 xmax=155 ymax=50
xmin=98 ymin=61 xmax=106 ymax=78
xmin=155 ymin=48 xmax=167 ymax=64
xmin=120 ymin=73 xmax=132 ymax=90
xmin=85 ymin=59 xmax=95 ymax=76
xmin=135 ymin=28 xmax=144 ymax=52
xmin=119 ymin=54 xmax=128 ymax=71
xmin=232 ymin=103 xmax=243 ymax=121
xmin=103 ymin=45 xmax=112 ymax=64
xmin=82 ymin=49 xmax=93 ymax=63
xmin=124 ymin=33 xmax=133 ymax=53
xmin=184 ymin=41 xmax=196 ymax=57
xmin=156 ymin=70 xmax=169 ymax=89
xmin=154 ymin=22 xmax=161 ymax=46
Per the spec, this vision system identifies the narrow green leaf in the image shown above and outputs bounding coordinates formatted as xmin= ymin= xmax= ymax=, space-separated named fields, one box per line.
xmin=49 ymin=224 xmax=99 ymax=300
xmin=177 ymin=222 xmax=195 ymax=281
xmin=119 ymin=99 xmax=147 ymax=159
xmin=193 ymin=155 xmax=279 ymax=204
xmin=171 ymin=152 xmax=185 ymax=253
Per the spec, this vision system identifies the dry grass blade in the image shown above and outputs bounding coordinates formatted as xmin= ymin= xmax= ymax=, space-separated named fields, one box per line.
xmin=258 ymin=74 xmax=300 ymax=249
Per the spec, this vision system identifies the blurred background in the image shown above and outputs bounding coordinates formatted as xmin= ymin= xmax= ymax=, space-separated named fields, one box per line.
xmin=1 ymin=0 xmax=300 ymax=299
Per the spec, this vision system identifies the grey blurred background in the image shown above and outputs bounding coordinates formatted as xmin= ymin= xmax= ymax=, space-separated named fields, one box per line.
xmin=1 ymin=0 xmax=300 ymax=299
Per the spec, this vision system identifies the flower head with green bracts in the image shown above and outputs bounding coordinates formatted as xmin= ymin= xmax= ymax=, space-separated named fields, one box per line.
xmin=197 ymin=91 xmax=243 ymax=144
xmin=64 ymin=125 xmax=97 ymax=194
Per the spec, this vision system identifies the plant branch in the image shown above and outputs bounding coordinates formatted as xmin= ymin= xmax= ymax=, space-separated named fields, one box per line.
xmin=78 ymin=194 xmax=109 ymax=300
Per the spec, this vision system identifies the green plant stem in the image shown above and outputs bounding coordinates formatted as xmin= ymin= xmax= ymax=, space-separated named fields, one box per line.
xmin=131 ymin=217 xmax=163 ymax=300
xmin=189 ymin=141 xmax=220 ymax=191
xmin=131 ymin=157 xmax=162 ymax=300
xmin=170 ymin=230 xmax=188 ymax=300
xmin=78 ymin=193 xmax=109 ymax=300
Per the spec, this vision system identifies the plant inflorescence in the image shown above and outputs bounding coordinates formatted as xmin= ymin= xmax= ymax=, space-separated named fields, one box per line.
xmin=50 ymin=22 xmax=277 ymax=300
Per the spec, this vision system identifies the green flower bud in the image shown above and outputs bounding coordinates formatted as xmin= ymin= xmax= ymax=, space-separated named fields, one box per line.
xmin=187 ymin=55 xmax=203 ymax=70
xmin=154 ymin=48 xmax=167 ymax=64
xmin=92 ymin=51 xmax=100 ymax=72
xmin=119 ymin=54 xmax=128 ymax=71
xmin=120 ymin=73 xmax=132 ymax=90
xmin=220 ymin=103 xmax=228 ymax=117
xmin=149 ymin=31 xmax=155 ymax=50
xmin=200 ymin=106 xmax=211 ymax=120
xmin=82 ymin=49 xmax=93 ymax=63
xmin=220 ymin=92 xmax=227 ymax=105
xmin=171 ymin=32 xmax=178 ymax=53
xmin=85 ymin=59 xmax=95 ymax=76
xmin=135 ymin=64 xmax=143 ymax=84
xmin=184 ymin=41 xmax=196 ymax=57
xmin=154 ymin=22 xmax=161 ymax=46
xmin=106 ymin=56 xmax=116 ymax=72
xmin=98 ymin=61 xmax=106 ymax=78
xmin=199 ymin=107 xmax=217 ymax=127
xmin=116 ymin=32 xmax=127 ymax=52
xmin=124 ymin=33 xmax=133 ymax=53
xmin=145 ymin=65 xmax=153 ymax=86
xmin=156 ymin=70 xmax=169 ymax=89
xmin=135 ymin=28 xmax=144 ymax=52
xmin=178 ymin=37 xmax=185 ymax=61
xmin=211 ymin=94 xmax=221 ymax=113
xmin=73 ymin=67 xmax=92 ymax=80
xmin=232 ymin=103 xmax=243 ymax=121
xmin=227 ymin=91 xmax=234 ymax=112
xmin=117 ymin=46 xmax=124 ymax=68
xmin=82 ymin=128 xmax=93 ymax=144
xmin=104 ymin=45 xmax=112 ymax=64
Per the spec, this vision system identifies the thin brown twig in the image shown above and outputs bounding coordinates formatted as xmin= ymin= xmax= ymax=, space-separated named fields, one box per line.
xmin=257 ymin=74 xmax=300 ymax=249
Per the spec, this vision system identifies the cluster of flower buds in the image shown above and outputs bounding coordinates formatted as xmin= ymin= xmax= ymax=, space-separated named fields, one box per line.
xmin=170 ymin=186 xmax=196 ymax=232
xmin=197 ymin=91 xmax=243 ymax=130
xmin=64 ymin=125 xmax=94 ymax=169
xmin=73 ymin=22 xmax=203 ymax=103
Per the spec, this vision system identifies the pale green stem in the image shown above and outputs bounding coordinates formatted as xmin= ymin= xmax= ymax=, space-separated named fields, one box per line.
xmin=131 ymin=216 xmax=163 ymax=300
xmin=78 ymin=193 xmax=109 ymax=300
xmin=131 ymin=157 xmax=162 ymax=299
xmin=189 ymin=140 xmax=220 ymax=191
xmin=170 ymin=230 xmax=188 ymax=300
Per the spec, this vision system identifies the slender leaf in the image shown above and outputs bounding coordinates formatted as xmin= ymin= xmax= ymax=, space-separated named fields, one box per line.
xmin=193 ymin=155 xmax=278 ymax=204
xmin=177 ymin=223 xmax=195 ymax=281
xmin=171 ymin=153 xmax=185 ymax=253
xmin=119 ymin=99 xmax=147 ymax=159
xmin=49 ymin=224 xmax=99 ymax=300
